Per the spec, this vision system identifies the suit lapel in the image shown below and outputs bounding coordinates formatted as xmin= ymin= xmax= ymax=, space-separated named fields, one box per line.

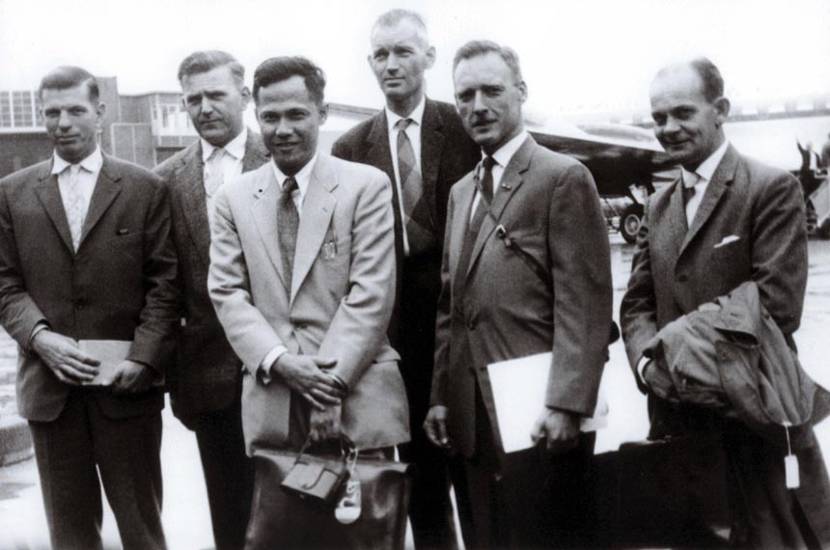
xmin=656 ymin=180 xmax=688 ymax=271
xmin=177 ymin=144 xmax=212 ymax=267
xmin=365 ymin=113 xmax=395 ymax=183
xmin=78 ymin=156 xmax=123 ymax=249
xmin=450 ymin=178 xmax=476 ymax=289
xmin=466 ymin=137 xmax=534 ymax=279
xmin=250 ymin=167 xmax=289 ymax=291
xmin=420 ymin=100 xmax=444 ymax=225
xmin=291 ymin=156 xmax=336 ymax=304
xmin=34 ymin=162 xmax=74 ymax=254
xmin=680 ymin=145 xmax=739 ymax=253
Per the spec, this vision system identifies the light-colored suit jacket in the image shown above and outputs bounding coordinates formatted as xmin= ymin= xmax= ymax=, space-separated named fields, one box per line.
xmin=208 ymin=153 xmax=409 ymax=452
xmin=431 ymin=136 xmax=613 ymax=457
xmin=154 ymin=130 xmax=269 ymax=424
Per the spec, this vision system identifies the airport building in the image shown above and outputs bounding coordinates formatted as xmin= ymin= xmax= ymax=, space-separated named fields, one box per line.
xmin=2 ymin=77 xmax=829 ymax=178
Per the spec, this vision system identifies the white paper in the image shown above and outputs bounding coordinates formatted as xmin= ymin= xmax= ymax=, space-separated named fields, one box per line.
xmin=78 ymin=339 xmax=133 ymax=386
xmin=487 ymin=352 xmax=609 ymax=453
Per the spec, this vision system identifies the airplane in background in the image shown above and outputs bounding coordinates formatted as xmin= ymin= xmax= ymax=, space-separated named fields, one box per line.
xmin=527 ymin=118 xmax=674 ymax=242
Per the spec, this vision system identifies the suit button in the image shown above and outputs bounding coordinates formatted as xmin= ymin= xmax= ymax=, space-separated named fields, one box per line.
xmin=74 ymin=299 xmax=86 ymax=310
xmin=677 ymin=273 xmax=689 ymax=283
xmin=466 ymin=318 xmax=476 ymax=330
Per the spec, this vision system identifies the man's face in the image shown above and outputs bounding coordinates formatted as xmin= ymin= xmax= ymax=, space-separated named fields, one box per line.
xmin=368 ymin=20 xmax=435 ymax=104
xmin=41 ymin=84 xmax=104 ymax=164
xmin=649 ymin=66 xmax=729 ymax=170
xmin=181 ymin=65 xmax=250 ymax=147
xmin=454 ymin=52 xmax=526 ymax=154
xmin=256 ymin=75 xmax=326 ymax=175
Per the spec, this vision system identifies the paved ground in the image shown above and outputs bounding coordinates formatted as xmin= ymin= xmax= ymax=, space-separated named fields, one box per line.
xmin=0 ymin=235 xmax=828 ymax=549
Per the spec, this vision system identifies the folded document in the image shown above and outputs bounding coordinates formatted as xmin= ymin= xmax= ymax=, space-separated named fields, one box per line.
xmin=487 ymin=352 xmax=608 ymax=453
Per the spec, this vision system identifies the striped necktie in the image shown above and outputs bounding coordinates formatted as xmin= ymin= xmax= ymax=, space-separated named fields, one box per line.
xmin=395 ymin=118 xmax=435 ymax=256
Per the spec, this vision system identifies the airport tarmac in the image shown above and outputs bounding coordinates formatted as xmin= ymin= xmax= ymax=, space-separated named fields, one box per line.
xmin=0 ymin=234 xmax=828 ymax=550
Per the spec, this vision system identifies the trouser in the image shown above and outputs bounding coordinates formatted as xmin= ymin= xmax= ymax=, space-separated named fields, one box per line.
xmin=194 ymin=393 xmax=255 ymax=550
xmin=449 ymin=387 xmax=596 ymax=549
xmin=29 ymin=389 xmax=166 ymax=550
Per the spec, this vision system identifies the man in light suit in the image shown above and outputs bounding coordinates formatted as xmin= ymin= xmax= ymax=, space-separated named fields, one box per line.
xmin=154 ymin=50 xmax=268 ymax=550
xmin=424 ymin=41 xmax=612 ymax=548
xmin=620 ymin=58 xmax=830 ymax=547
xmin=208 ymin=56 xmax=409 ymax=545
xmin=0 ymin=66 xmax=177 ymax=550
xmin=331 ymin=10 xmax=479 ymax=548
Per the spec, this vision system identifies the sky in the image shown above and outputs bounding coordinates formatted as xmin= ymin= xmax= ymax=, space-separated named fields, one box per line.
xmin=1 ymin=0 xmax=829 ymax=119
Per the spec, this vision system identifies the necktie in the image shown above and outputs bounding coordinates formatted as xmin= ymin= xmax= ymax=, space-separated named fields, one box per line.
xmin=204 ymin=147 xmax=226 ymax=197
xmin=278 ymin=176 xmax=300 ymax=293
xmin=454 ymin=156 xmax=496 ymax=292
xmin=682 ymin=171 xmax=700 ymax=229
xmin=395 ymin=118 xmax=435 ymax=256
xmin=64 ymin=164 xmax=86 ymax=251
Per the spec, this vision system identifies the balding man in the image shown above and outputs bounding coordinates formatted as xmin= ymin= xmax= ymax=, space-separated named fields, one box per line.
xmin=621 ymin=58 xmax=830 ymax=547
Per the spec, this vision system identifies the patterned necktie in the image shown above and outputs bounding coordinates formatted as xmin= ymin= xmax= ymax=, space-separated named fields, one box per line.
xmin=395 ymin=118 xmax=435 ymax=256
xmin=204 ymin=147 xmax=226 ymax=197
xmin=682 ymin=171 xmax=700 ymax=229
xmin=64 ymin=164 xmax=87 ymax=252
xmin=278 ymin=176 xmax=300 ymax=292
xmin=454 ymin=156 xmax=496 ymax=292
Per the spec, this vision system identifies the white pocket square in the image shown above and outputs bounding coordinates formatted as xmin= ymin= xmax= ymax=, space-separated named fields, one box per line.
xmin=714 ymin=235 xmax=741 ymax=248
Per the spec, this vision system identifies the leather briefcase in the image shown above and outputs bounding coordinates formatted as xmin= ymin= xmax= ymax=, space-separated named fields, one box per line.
xmin=246 ymin=440 xmax=412 ymax=550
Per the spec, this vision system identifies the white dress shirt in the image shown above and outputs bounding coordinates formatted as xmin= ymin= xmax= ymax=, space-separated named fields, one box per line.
xmin=202 ymin=131 xmax=247 ymax=222
xmin=259 ymin=155 xmax=319 ymax=376
xmin=51 ymin=146 xmax=103 ymax=227
xmin=680 ymin=140 xmax=730 ymax=227
xmin=469 ymin=130 xmax=529 ymax=220
xmin=386 ymin=97 xmax=426 ymax=256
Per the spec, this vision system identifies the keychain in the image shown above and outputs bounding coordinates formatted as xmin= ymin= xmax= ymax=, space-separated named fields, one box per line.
xmin=335 ymin=446 xmax=362 ymax=524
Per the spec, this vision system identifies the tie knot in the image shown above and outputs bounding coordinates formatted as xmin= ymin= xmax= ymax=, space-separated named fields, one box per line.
xmin=394 ymin=118 xmax=414 ymax=132
xmin=283 ymin=176 xmax=298 ymax=194
xmin=482 ymin=156 xmax=496 ymax=171
xmin=683 ymin=170 xmax=701 ymax=189
xmin=208 ymin=147 xmax=225 ymax=162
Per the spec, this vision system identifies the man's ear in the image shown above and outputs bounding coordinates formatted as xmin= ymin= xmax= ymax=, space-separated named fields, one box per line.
xmin=96 ymin=102 xmax=107 ymax=126
xmin=240 ymin=86 xmax=252 ymax=107
xmin=425 ymin=45 xmax=437 ymax=70
xmin=713 ymin=96 xmax=730 ymax=127
xmin=319 ymin=102 xmax=329 ymax=124
xmin=518 ymin=81 xmax=528 ymax=104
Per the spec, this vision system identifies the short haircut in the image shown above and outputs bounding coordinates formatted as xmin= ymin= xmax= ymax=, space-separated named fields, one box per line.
xmin=656 ymin=57 xmax=724 ymax=104
xmin=371 ymin=9 xmax=429 ymax=47
xmin=177 ymin=50 xmax=245 ymax=86
xmin=252 ymin=56 xmax=326 ymax=106
xmin=453 ymin=40 xmax=523 ymax=83
xmin=38 ymin=66 xmax=99 ymax=103
xmin=688 ymin=57 xmax=724 ymax=103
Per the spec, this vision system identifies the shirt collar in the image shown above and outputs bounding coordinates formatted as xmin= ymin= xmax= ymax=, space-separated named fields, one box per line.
xmin=51 ymin=146 xmax=103 ymax=175
xmin=271 ymin=154 xmax=317 ymax=197
xmin=385 ymin=96 xmax=426 ymax=134
xmin=682 ymin=140 xmax=729 ymax=188
xmin=486 ymin=130 xmax=529 ymax=169
xmin=201 ymin=129 xmax=248 ymax=163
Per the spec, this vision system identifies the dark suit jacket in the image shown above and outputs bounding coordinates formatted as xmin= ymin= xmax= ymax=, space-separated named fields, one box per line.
xmin=0 ymin=154 xmax=178 ymax=422
xmin=620 ymin=146 xmax=829 ymax=544
xmin=620 ymin=145 xmax=807 ymax=404
xmin=431 ymin=136 xmax=613 ymax=457
xmin=331 ymin=99 xmax=479 ymax=346
xmin=154 ymin=130 xmax=269 ymax=423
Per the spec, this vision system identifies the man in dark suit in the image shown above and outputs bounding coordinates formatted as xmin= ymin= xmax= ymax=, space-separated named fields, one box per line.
xmin=154 ymin=50 xmax=268 ymax=550
xmin=331 ymin=11 xmax=479 ymax=548
xmin=620 ymin=58 xmax=830 ymax=547
xmin=424 ymin=41 xmax=612 ymax=549
xmin=0 ymin=66 xmax=177 ymax=550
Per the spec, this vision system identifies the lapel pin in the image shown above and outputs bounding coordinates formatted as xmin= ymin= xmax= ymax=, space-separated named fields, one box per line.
xmin=500 ymin=183 xmax=512 ymax=190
